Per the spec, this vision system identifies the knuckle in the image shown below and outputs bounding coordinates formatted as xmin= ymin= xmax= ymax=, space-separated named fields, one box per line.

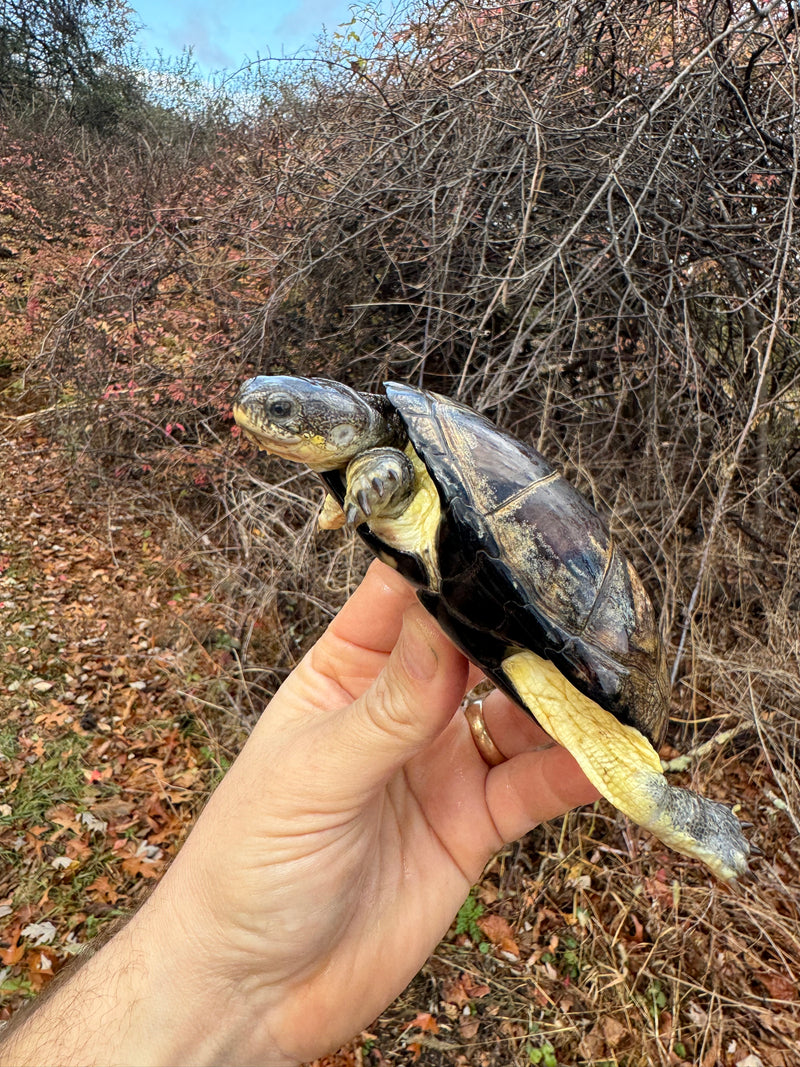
xmin=366 ymin=670 xmax=417 ymax=737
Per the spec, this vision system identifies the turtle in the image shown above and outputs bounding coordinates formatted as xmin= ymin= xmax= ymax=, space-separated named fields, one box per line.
xmin=233 ymin=375 xmax=751 ymax=880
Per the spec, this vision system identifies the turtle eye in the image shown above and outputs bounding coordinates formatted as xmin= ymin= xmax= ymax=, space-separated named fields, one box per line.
xmin=266 ymin=395 xmax=296 ymax=421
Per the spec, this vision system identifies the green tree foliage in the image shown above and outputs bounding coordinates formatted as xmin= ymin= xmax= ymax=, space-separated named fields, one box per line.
xmin=0 ymin=0 xmax=144 ymax=129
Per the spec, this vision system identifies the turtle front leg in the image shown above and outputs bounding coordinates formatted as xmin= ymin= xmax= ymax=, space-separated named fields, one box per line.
xmin=342 ymin=447 xmax=416 ymax=526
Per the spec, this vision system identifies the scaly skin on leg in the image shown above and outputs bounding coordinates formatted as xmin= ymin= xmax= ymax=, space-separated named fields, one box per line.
xmin=319 ymin=493 xmax=348 ymax=530
xmin=502 ymin=650 xmax=750 ymax=880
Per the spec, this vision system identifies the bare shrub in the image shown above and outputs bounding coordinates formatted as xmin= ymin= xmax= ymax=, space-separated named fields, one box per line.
xmin=245 ymin=0 xmax=800 ymax=755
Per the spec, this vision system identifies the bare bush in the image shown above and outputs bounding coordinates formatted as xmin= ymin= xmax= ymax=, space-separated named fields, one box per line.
xmin=244 ymin=0 xmax=800 ymax=743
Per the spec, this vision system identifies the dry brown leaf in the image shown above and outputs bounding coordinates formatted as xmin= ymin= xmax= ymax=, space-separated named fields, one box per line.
xmin=461 ymin=973 xmax=490 ymax=999
xmin=602 ymin=1015 xmax=628 ymax=1048
xmin=45 ymin=803 xmax=80 ymax=832
xmin=701 ymin=1035 xmax=721 ymax=1067
xmin=0 ymin=924 xmax=24 ymax=966
xmin=458 ymin=1016 xmax=480 ymax=1041
xmin=84 ymin=874 xmax=120 ymax=903
xmin=768 ymin=1009 xmax=800 ymax=1038
xmin=629 ymin=912 xmax=645 ymax=943
xmin=757 ymin=973 xmax=797 ymax=1001
xmin=90 ymin=798 xmax=135 ymax=821
xmin=477 ymin=914 xmax=520 ymax=957
xmin=578 ymin=1023 xmax=606 ymax=1060
xmin=645 ymin=874 xmax=676 ymax=909
xmin=441 ymin=976 xmax=473 ymax=1008
xmin=402 ymin=1012 xmax=439 ymax=1034
xmin=762 ymin=1048 xmax=789 ymax=1067
xmin=64 ymin=837 xmax=92 ymax=861
xmin=120 ymin=854 xmax=163 ymax=879
xmin=27 ymin=947 xmax=58 ymax=991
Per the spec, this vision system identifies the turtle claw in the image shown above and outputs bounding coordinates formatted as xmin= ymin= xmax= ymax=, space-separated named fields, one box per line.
xmin=343 ymin=447 xmax=416 ymax=525
xmin=356 ymin=488 xmax=372 ymax=517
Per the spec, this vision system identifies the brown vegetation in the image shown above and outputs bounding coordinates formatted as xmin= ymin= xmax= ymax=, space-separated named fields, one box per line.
xmin=1 ymin=1 xmax=799 ymax=1063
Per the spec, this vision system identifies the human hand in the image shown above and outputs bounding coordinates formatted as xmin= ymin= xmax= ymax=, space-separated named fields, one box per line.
xmin=0 ymin=561 xmax=598 ymax=1067
xmin=152 ymin=559 xmax=598 ymax=1063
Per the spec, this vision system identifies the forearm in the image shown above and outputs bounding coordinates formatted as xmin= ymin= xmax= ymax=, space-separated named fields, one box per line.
xmin=0 ymin=891 xmax=290 ymax=1067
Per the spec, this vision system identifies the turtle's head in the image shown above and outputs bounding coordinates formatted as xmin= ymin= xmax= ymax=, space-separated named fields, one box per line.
xmin=233 ymin=375 xmax=402 ymax=471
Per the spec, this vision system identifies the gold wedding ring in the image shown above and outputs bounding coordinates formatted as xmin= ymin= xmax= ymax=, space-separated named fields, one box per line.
xmin=464 ymin=701 xmax=506 ymax=767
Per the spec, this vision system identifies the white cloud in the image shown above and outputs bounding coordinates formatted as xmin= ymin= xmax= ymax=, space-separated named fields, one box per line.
xmin=165 ymin=2 xmax=236 ymax=69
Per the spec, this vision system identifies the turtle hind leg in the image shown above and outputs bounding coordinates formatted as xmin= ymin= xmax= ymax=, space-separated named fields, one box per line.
xmin=502 ymin=649 xmax=750 ymax=881
xmin=634 ymin=773 xmax=751 ymax=879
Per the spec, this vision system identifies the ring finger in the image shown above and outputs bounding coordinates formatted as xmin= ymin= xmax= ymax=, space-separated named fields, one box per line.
xmin=479 ymin=687 xmax=555 ymax=757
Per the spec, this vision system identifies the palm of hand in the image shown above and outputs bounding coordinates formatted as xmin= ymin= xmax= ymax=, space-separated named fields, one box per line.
xmin=159 ymin=562 xmax=597 ymax=1064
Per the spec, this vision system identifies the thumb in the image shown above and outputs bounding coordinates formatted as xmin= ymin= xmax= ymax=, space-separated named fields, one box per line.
xmin=336 ymin=605 xmax=468 ymax=792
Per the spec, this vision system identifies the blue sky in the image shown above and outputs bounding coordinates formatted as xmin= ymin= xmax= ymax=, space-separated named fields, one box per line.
xmin=130 ymin=0 xmax=377 ymax=73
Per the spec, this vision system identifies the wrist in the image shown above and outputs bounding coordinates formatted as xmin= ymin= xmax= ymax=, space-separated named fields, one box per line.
xmin=104 ymin=885 xmax=297 ymax=1066
xmin=0 ymin=886 xmax=294 ymax=1067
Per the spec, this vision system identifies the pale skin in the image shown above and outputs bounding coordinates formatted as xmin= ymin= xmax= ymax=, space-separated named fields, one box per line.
xmin=0 ymin=561 xmax=598 ymax=1067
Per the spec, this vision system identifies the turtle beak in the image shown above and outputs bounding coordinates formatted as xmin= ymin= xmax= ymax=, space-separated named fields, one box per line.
xmin=232 ymin=379 xmax=270 ymax=441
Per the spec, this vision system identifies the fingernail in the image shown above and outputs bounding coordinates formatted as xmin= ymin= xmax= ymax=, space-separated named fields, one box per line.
xmin=399 ymin=614 xmax=438 ymax=681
